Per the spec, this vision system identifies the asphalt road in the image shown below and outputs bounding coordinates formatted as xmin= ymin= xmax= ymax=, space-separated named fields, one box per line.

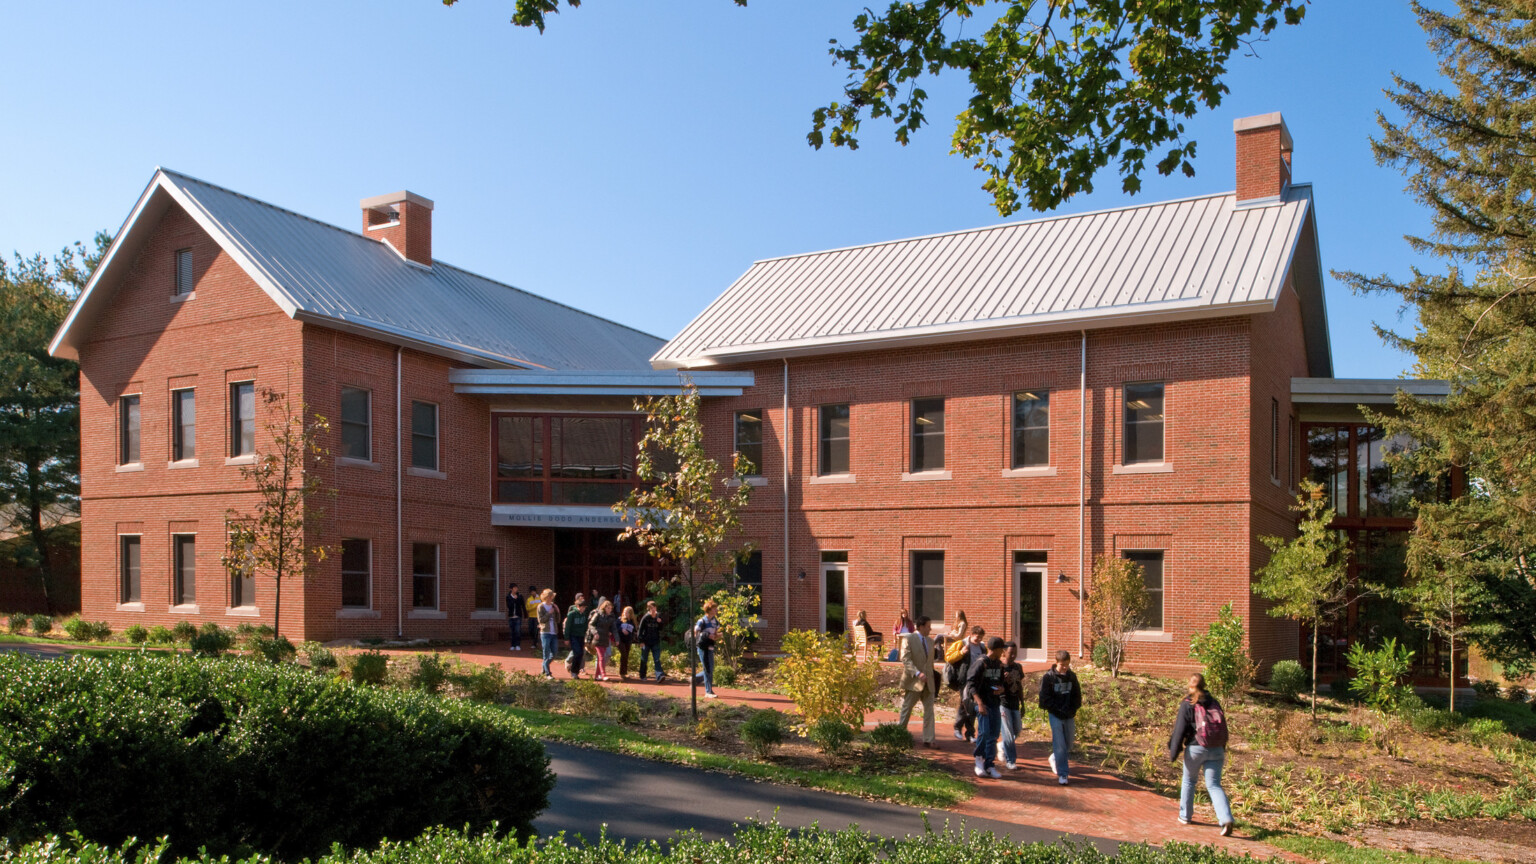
xmin=536 ymin=741 xmax=1119 ymax=850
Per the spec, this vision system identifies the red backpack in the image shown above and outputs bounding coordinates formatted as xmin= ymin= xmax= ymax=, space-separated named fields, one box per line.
xmin=1194 ymin=701 xmax=1229 ymax=748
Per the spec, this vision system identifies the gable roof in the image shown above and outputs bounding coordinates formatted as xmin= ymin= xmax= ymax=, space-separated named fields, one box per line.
xmin=49 ymin=169 xmax=663 ymax=370
xmin=651 ymin=184 xmax=1331 ymax=376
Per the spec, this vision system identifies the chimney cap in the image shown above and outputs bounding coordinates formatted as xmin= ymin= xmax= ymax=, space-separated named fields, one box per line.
xmin=1233 ymin=112 xmax=1292 ymax=151
xmin=360 ymin=190 xmax=435 ymax=212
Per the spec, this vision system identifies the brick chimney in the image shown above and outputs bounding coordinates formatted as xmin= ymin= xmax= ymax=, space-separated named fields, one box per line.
xmin=1233 ymin=112 xmax=1293 ymax=205
xmin=361 ymin=191 xmax=434 ymax=266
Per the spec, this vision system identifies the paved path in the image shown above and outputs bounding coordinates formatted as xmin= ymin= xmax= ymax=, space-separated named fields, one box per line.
xmin=538 ymin=740 xmax=1119 ymax=849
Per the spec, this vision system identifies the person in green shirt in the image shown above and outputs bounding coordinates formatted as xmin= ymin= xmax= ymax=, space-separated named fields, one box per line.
xmin=563 ymin=594 xmax=590 ymax=679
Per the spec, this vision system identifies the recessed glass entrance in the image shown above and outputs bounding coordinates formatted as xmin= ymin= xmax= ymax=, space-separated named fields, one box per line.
xmin=1015 ymin=551 xmax=1047 ymax=662
xmin=820 ymin=551 xmax=848 ymax=636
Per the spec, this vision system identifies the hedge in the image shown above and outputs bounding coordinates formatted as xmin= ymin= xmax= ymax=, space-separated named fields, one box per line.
xmin=3 ymin=821 xmax=1255 ymax=864
xmin=0 ymin=653 xmax=553 ymax=859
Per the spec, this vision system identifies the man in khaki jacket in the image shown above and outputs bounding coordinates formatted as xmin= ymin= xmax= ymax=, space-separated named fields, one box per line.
xmin=898 ymin=616 xmax=938 ymax=747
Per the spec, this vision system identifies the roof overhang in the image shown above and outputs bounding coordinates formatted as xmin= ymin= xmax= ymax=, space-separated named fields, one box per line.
xmin=450 ymin=369 xmax=754 ymax=397
xmin=1291 ymin=377 xmax=1448 ymax=405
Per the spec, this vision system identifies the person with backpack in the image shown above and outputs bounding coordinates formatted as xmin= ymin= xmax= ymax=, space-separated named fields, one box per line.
xmin=563 ymin=594 xmax=590 ymax=679
xmin=949 ymin=626 xmax=985 ymax=741
xmin=1168 ymin=672 xmax=1234 ymax=836
xmin=1039 ymin=649 xmax=1082 ymax=785
xmin=587 ymin=599 xmax=616 ymax=681
xmin=898 ymin=616 xmax=937 ymax=747
xmin=967 ymin=636 xmax=1007 ymax=779
xmin=505 ymin=583 xmax=524 ymax=651
xmin=997 ymin=641 xmax=1025 ymax=770
xmin=638 ymin=600 xmax=665 ymax=682
xmin=694 ymin=599 xmax=721 ymax=698
xmin=536 ymin=589 xmax=559 ymax=678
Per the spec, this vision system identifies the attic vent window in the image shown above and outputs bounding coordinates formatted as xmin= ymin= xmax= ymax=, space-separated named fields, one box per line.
xmin=174 ymin=248 xmax=194 ymax=296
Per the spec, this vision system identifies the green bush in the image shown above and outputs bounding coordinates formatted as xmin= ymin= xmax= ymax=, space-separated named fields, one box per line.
xmin=250 ymin=635 xmax=296 ymax=664
xmin=409 ymin=653 xmax=451 ymax=694
xmin=504 ymin=670 xmax=554 ymax=709
xmin=1346 ymin=638 xmax=1415 ymax=712
xmin=1187 ymin=602 xmax=1254 ymax=697
xmin=775 ymin=630 xmax=881 ymax=728
xmin=740 ymin=708 xmax=786 ymax=759
xmin=1398 ymin=694 xmax=1465 ymax=735
xmin=868 ymin=722 xmax=914 ymax=755
xmin=6 ymin=613 xmax=26 ymax=634
xmin=1507 ymin=684 xmax=1529 ymax=704
xmin=1090 ymin=639 xmax=1111 ymax=670
xmin=457 ymin=664 xmax=507 ymax=704
xmin=1463 ymin=696 xmax=1536 ymax=736
xmin=123 ymin=625 xmax=149 ymax=645
xmin=714 ymin=662 xmax=738 ymax=687
xmin=62 ymin=618 xmax=94 ymax=641
xmin=300 ymin=641 xmax=338 ymax=671
xmin=0 ymin=652 xmax=554 ymax=858
xmin=1462 ymin=717 xmax=1510 ymax=746
xmin=566 ymin=679 xmax=609 ymax=717
xmin=171 ymin=620 xmax=197 ymax=643
xmin=1267 ymin=660 xmax=1308 ymax=702
xmin=1471 ymin=679 xmax=1501 ymax=700
xmin=611 ymin=699 xmax=642 ymax=724
xmin=89 ymin=622 xmax=112 ymax=642
xmin=146 ymin=625 xmax=174 ymax=645
xmin=346 ymin=650 xmax=389 ymax=685
xmin=189 ymin=623 xmax=232 ymax=658
xmin=28 ymin=614 xmax=52 ymax=636
xmin=807 ymin=715 xmax=855 ymax=756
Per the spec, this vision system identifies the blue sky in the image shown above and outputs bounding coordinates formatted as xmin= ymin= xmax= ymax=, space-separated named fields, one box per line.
xmin=1 ymin=2 xmax=1442 ymax=378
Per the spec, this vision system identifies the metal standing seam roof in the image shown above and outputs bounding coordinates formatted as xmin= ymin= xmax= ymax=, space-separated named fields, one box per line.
xmin=651 ymin=185 xmax=1318 ymax=369
xmin=50 ymin=169 xmax=664 ymax=371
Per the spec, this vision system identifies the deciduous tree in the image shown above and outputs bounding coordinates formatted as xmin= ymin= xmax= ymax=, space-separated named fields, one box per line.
xmin=1085 ymin=553 xmax=1147 ymax=678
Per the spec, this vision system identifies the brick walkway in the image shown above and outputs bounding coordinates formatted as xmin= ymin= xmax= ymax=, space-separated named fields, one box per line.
xmin=376 ymin=642 xmax=1290 ymax=858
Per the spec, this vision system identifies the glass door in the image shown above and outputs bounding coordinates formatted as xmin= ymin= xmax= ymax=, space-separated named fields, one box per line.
xmin=820 ymin=563 xmax=847 ymax=636
xmin=1015 ymin=560 xmax=1047 ymax=661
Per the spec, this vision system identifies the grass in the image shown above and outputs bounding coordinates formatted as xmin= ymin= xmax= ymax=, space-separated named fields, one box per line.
xmin=504 ymin=706 xmax=974 ymax=809
xmin=1259 ymin=832 xmax=1486 ymax=864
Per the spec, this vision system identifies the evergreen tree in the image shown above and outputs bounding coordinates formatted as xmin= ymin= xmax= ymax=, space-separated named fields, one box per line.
xmin=1343 ymin=0 xmax=1536 ymax=676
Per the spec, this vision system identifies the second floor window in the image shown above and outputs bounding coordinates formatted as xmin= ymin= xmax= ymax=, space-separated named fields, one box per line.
xmin=1123 ymin=382 xmax=1165 ymax=464
xmin=119 ymin=395 xmax=141 ymax=465
xmin=1011 ymin=390 xmax=1049 ymax=468
xmin=910 ymin=397 xmax=945 ymax=472
xmin=340 ymin=387 xmax=371 ymax=461
xmin=411 ymin=401 xmax=438 ymax=470
xmin=172 ymin=389 xmax=195 ymax=461
xmin=230 ymin=382 xmax=255 ymax=457
xmin=819 ymin=404 xmax=850 ymax=475
xmin=734 ymin=411 xmax=763 ymax=475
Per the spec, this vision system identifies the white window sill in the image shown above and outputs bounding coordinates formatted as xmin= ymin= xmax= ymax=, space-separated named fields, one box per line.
xmin=1001 ymin=465 xmax=1057 ymax=478
xmin=169 ymin=291 xmax=195 ymax=303
xmin=1112 ymin=462 xmax=1174 ymax=475
xmin=168 ymin=604 xmax=201 ymax=615
xmin=224 ymin=606 xmax=260 ymax=617
xmin=336 ymin=456 xmax=382 ymax=470
xmin=167 ymin=459 xmax=199 ymax=469
xmin=115 ymin=462 xmax=144 ymax=473
xmin=1271 ymin=476 xmax=1283 ymax=487
xmin=408 ymin=466 xmax=447 ymax=479
xmin=225 ymin=455 xmax=256 ymax=466
xmin=1128 ymin=630 xmax=1173 ymax=643
xmin=338 ymin=607 xmax=380 ymax=619
xmin=470 ymin=610 xmax=503 ymax=620
xmin=116 ymin=602 xmax=145 ymax=613
xmin=408 ymin=609 xmax=447 ymax=620
xmin=809 ymin=473 xmax=857 ymax=485
xmin=901 ymin=470 xmax=952 ymax=481
xmin=726 ymin=476 xmax=769 ymax=487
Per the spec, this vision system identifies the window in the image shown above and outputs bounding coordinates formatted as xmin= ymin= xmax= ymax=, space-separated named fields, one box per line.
xmin=172 ymin=389 xmax=195 ymax=461
xmin=174 ymin=248 xmax=194 ymax=296
xmin=341 ymin=539 xmax=370 ymax=608
xmin=818 ymin=404 xmax=850 ymax=475
xmin=735 ymin=550 xmax=763 ymax=595
xmin=412 ymin=543 xmax=438 ymax=610
xmin=1011 ymin=390 xmax=1050 ymax=468
xmin=910 ymin=398 xmax=945 ymax=472
xmin=173 ymin=534 xmax=196 ymax=606
xmin=1288 ymin=414 xmax=1296 ymax=488
xmin=734 ymin=410 xmax=764 ymax=475
xmin=411 ymin=401 xmax=438 ymax=471
xmin=1122 ymin=383 xmax=1165 ymax=464
xmin=1270 ymin=398 xmax=1280 ymax=480
xmin=1123 ymin=550 xmax=1164 ymax=631
xmin=911 ymin=551 xmax=944 ymax=623
xmin=474 ymin=547 xmax=498 ymax=611
xmin=228 ymin=523 xmax=255 ymax=608
xmin=120 ymin=536 xmax=141 ymax=603
xmin=340 ymin=387 xmax=371 ymax=461
xmin=119 ymin=395 xmax=141 ymax=464
xmin=493 ymin=413 xmax=644 ymax=505
xmin=230 ymin=382 xmax=254 ymax=457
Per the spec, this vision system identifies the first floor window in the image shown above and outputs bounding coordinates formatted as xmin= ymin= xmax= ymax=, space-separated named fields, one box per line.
xmin=340 ymin=387 xmax=371 ymax=461
xmin=228 ymin=525 xmax=255 ymax=608
xmin=474 ymin=547 xmax=498 ymax=611
xmin=230 ymin=382 xmax=255 ymax=456
xmin=1271 ymin=398 xmax=1281 ymax=480
xmin=341 ymin=539 xmax=370 ymax=608
xmin=911 ymin=551 xmax=944 ymax=623
xmin=1012 ymin=389 xmax=1050 ymax=468
xmin=1123 ymin=550 xmax=1164 ymax=631
xmin=818 ymin=404 xmax=850 ymax=475
xmin=120 ymin=394 xmax=141 ymax=464
xmin=735 ymin=550 xmax=763 ymax=596
xmin=412 ymin=543 xmax=438 ymax=609
xmin=120 ymin=536 xmax=141 ymax=603
xmin=173 ymin=534 xmax=196 ymax=606
xmin=1123 ymin=382 xmax=1165 ymax=464
xmin=411 ymin=401 xmax=439 ymax=470
xmin=734 ymin=410 xmax=764 ymax=475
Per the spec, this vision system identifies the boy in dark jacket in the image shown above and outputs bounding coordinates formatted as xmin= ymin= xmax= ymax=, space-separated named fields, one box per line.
xmin=1038 ymin=649 xmax=1082 ymax=785
xmin=967 ymin=636 xmax=1007 ymax=779
xmin=638 ymin=601 xmax=665 ymax=682
xmin=563 ymin=595 xmax=590 ymax=679
xmin=950 ymin=626 xmax=986 ymax=741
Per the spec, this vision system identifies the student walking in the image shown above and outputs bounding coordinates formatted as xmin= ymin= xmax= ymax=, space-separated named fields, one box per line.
xmin=968 ymin=636 xmax=1007 ymax=779
xmin=587 ymin=600 xmax=616 ymax=681
xmin=617 ymin=606 xmax=638 ymax=680
xmin=505 ymin=583 xmax=524 ymax=651
xmin=638 ymin=601 xmax=665 ymax=682
xmin=897 ymin=616 xmax=938 ymax=747
xmin=950 ymin=626 xmax=985 ymax=741
xmin=1039 ymin=649 xmax=1082 ymax=785
xmin=1168 ymin=673 xmax=1235 ymax=836
xmin=997 ymin=641 xmax=1024 ymax=769
xmin=563 ymin=594 xmax=590 ymax=679
xmin=536 ymin=589 xmax=559 ymax=678
xmin=694 ymin=600 xmax=720 ymax=698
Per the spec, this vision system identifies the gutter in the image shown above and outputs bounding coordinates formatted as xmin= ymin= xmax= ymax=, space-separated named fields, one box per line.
xmin=782 ymin=359 xmax=790 ymax=640
xmin=396 ymin=346 xmax=404 ymax=638
xmin=1079 ymin=330 xmax=1086 ymax=658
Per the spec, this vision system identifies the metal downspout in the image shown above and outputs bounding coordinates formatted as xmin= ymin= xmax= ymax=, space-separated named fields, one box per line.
xmin=396 ymin=346 xmax=404 ymax=638
xmin=782 ymin=359 xmax=790 ymax=641
xmin=1079 ymin=330 xmax=1086 ymax=657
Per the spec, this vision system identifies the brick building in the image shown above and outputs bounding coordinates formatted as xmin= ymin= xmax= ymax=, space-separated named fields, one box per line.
xmin=52 ymin=112 xmax=1433 ymax=675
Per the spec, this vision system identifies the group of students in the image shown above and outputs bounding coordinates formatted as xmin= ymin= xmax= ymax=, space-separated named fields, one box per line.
xmin=502 ymin=583 xmax=723 ymax=696
xmin=891 ymin=609 xmax=1236 ymax=835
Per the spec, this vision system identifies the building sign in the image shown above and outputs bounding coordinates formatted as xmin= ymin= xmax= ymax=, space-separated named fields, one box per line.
xmin=492 ymin=504 xmax=640 ymax=529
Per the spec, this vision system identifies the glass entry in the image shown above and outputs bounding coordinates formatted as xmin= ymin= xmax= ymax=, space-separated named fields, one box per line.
xmin=1015 ymin=551 xmax=1047 ymax=661
xmin=821 ymin=562 xmax=847 ymax=637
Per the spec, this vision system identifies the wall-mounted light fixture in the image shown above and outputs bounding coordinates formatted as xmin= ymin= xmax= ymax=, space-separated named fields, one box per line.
xmin=798 ymin=570 xmax=806 ymax=581
xmin=1056 ymin=571 xmax=1070 ymax=584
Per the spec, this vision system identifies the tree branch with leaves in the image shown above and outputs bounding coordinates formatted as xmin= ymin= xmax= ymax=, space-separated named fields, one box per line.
xmin=1085 ymin=553 xmax=1147 ymax=678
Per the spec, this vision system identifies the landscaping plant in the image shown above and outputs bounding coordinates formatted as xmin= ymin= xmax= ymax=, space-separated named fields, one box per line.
xmin=6 ymin=613 xmax=25 ymax=634
xmin=807 ymin=715 xmax=855 ymax=756
xmin=1267 ymin=659 xmax=1308 ymax=702
xmin=869 ymin=722 xmax=914 ymax=755
xmin=1346 ymin=638 xmax=1416 ymax=713
xmin=1085 ymin=555 xmax=1146 ymax=678
xmin=740 ymin=708 xmax=786 ymax=760
xmin=123 ymin=624 xmax=148 ymax=645
xmin=171 ymin=620 xmax=196 ymax=644
xmin=188 ymin=623 xmax=232 ymax=658
xmin=775 ymin=629 xmax=881 ymax=728
xmin=1187 ymin=602 xmax=1254 ymax=697
xmin=27 ymin=614 xmax=51 ymax=636
xmin=345 ymin=650 xmax=389 ymax=685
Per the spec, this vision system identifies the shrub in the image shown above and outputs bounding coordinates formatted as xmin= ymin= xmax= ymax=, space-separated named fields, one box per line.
xmin=1472 ymin=678 xmax=1501 ymax=700
xmin=1507 ymin=684 xmax=1530 ymax=704
xmin=505 ymin=670 xmax=554 ymax=709
xmin=566 ymin=679 xmax=609 ymax=717
xmin=250 ymin=634 xmax=296 ymax=664
xmin=88 ymin=621 xmax=113 ymax=642
xmin=62 ymin=618 xmax=93 ymax=641
xmin=146 ymin=625 xmax=174 ymax=645
xmin=611 ymin=699 xmax=642 ymax=724
xmin=346 ymin=650 xmax=390 ymax=685
xmin=6 ymin=613 xmax=25 ymax=634
xmin=457 ymin=663 xmax=507 ymax=704
xmin=189 ymin=623 xmax=232 ymax=658
xmin=807 ymin=715 xmax=855 ymax=756
xmin=775 ymin=629 xmax=881 ymax=727
xmin=409 ymin=653 xmax=451 ymax=694
xmin=1274 ymin=710 xmax=1317 ymax=751
xmin=868 ymin=722 xmax=913 ymax=755
xmin=1090 ymin=639 xmax=1111 ymax=670
xmin=1463 ymin=717 xmax=1510 ymax=746
xmin=28 ymin=614 xmax=52 ymax=636
xmin=171 ymin=620 xmax=197 ymax=643
xmin=1187 ymin=602 xmax=1255 ymax=697
xmin=740 ymin=708 xmax=786 ymax=759
xmin=0 ymin=652 xmax=554 ymax=858
xmin=301 ymin=641 xmax=338 ymax=671
xmin=1346 ymin=638 xmax=1415 ymax=712
xmin=714 ymin=662 xmax=739 ymax=687
xmin=123 ymin=624 xmax=149 ymax=645
xmin=1399 ymin=694 xmax=1465 ymax=735
xmin=1268 ymin=660 xmax=1308 ymax=702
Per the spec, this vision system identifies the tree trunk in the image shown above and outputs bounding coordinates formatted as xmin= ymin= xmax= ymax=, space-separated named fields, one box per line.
xmin=1448 ymin=629 xmax=1456 ymax=715
xmin=1311 ymin=621 xmax=1319 ymax=721
xmin=686 ymin=562 xmax=698 ymax=721
xmin=25 ymin=465 xmax=54 ymax=613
